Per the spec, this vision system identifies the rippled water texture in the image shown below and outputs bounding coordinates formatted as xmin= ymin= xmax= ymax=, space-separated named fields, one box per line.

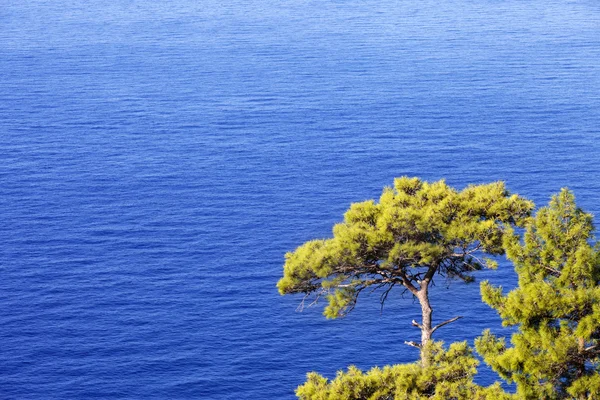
xmin=1 ymin=0 xmax=600 ymax=398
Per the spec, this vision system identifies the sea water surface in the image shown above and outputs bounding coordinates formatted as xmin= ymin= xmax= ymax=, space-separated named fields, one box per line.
xmin=1 ymin=0 xmax=600 ymax=398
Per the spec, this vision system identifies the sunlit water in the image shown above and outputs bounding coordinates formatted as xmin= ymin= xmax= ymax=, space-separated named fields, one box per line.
xmin=1 ymin=0 xmax=599 ymax=398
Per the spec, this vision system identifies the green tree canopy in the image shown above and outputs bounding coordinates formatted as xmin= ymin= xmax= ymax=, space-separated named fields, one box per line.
xmin=476 ymin=189 xmax=600 ymax=399
xmin=279 ymin=177 xmax=533 ymax=364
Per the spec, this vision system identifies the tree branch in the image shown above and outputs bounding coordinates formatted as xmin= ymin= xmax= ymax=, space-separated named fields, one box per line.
xmin=398 ymin=270 xmax=419 ymax=295
xmin=431 ymin=316 xmax=463 ymax=334
xmin=584 ymin=344 xmax=599 ymax=353
xmin=296 ymin=290 xmax=324 ymax=312
xmin=379 ymin=284 xmax=395 ymax=314
xmin=404 ymin=341 xmax=422 ymax=348
xmin=422 ymin=265 xmax=438 ymax=286
xmin=541 ymin=264 xmax=561 ymax=277
xmin=451 ymin=243 xmax=482 ymax=258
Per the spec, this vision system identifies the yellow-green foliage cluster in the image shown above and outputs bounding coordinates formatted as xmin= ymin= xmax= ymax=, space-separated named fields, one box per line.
xmin=477 ymin=189 xmax=600 ymax=400
xmin=278 ymin=177 xmax=533 ymax=318
xmin=296 ymin=341 xmax=513 ymax=400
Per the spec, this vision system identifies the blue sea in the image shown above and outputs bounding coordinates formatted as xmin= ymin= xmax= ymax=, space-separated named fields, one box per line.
xmin=1 ymin=0 xmax=599 ymax=398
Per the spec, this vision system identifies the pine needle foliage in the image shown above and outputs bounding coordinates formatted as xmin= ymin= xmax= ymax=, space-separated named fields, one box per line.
xmin=296 ymin=341 xmax=513 ymax=400
xmin=476 ymin=189 xmax=600 ymax=400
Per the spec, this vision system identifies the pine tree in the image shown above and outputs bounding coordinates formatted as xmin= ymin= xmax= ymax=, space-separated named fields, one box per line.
xmin=476 ymin=189 xmax=600 ymax=399
xmin=278 ymin=177 xmax=532 ymax=365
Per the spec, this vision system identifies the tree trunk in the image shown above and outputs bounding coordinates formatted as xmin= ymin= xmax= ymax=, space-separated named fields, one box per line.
xmin=417 ymin=283 xmax=433 ymax=368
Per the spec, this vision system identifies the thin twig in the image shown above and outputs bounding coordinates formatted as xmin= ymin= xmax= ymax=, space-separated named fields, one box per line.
xmin=379 ymin=284 xmax=395 ymax=314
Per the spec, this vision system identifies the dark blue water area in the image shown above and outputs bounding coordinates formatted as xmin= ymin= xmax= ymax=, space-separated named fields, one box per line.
xmin=1 ymin=0 xmax=600 ymax=398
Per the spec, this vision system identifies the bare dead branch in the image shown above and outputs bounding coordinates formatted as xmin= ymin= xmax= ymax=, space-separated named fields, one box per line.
xmin=451 ymin=243 xmax=482 ymax=258
xmin=584 ymin=344 xmax=599 ymax=352
xmin=295 ymin=294 xmax=308 ymax=312
xmin=308 ymin=291 xmax=323 ymax=308
xmin=431 ymin=316 xmax=463 ymax=334
xmin=296 ymin=290 xmax=326 ymax=312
